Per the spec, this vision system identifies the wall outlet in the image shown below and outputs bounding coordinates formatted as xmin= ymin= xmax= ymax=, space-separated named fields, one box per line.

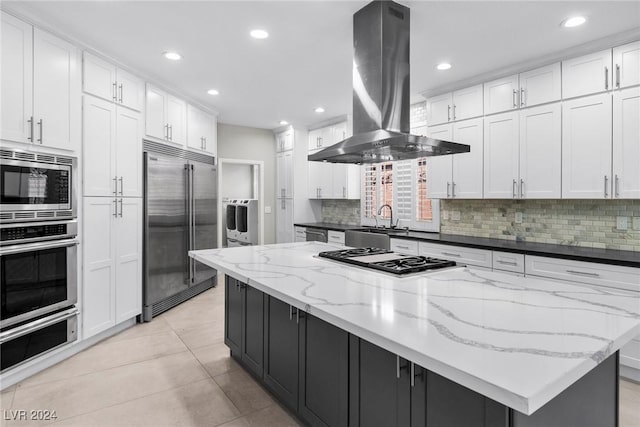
xmin=451 ymin=211 xmax=461 ymax=221
xmin=264 ymin=206 xmax=272 ymax=214
xmin=633 ymin=217 xmax=640 ymax=231
xmin=616 ymin=216 xmax=628 ymax=231
xmin=515 ymin=212 xmax=523 ymax=224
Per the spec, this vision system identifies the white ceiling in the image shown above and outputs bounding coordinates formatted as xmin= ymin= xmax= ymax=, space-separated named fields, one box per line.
xmin=4 ymin=1 xmax=639 ymax=130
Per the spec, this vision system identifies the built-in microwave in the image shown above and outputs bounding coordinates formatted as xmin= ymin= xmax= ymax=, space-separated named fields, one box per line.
xmin=0 ymin=149 xmax=76 ymax=223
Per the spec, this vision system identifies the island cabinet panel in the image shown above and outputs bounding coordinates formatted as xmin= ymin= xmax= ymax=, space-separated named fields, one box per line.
xmin=298 ymin=314 xmax=349 ymax=427
xmin=263 ymin=296 xmax=299 ymax=411
xmin=224 ymin=277 xmax=243 ymax=355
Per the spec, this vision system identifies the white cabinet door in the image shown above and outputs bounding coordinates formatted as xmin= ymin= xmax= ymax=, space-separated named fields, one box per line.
xmin=562 ymin=49 xmax=613 ymax=99
xmin=318 ymin=162 xmax=333 ymax=198
xmin=452 ymin=85 xmax=483 ymax=121
xmin=145 ymin=84 xmax=166 ymax=140
xmin=83 ymin=96 xmax=116 ymax=197
xmin=276 ymin=150 xmax=293 ymax=199
xmin=83 ymin=52 xmax=116 ymax=103
xmin=426 ymin=92 xmax=452 ymax=125
xmin=345 ymin=164 xmax=361 ymax=199
xmin=115 ymin=107 xmax=143 ymax=197
xmin=562 ymin=93 xmax=613 ymax=198
xmin=613 ymin=41 xmax=640 ymax=90
xmin=187 ymin=104 xmax=204 ymax=151
xmin=83 ymin=197 xmax=116 ymax=338
xmin=318 ymin=126 xmax=333 ymax=149
xmin=115 ymin=197 xmax=142 ymax=323
xmin=519 ymin=103 xmax=561 ymax=199
xmin=332 ymin=164 xmax=348 ymax=199
xmin=327 ymin=230 xmax=345 ymax=245
xmin=332 ymin=121 xmax=348 ymax=143
xmin=452 ymin=118 xmax=483 ymax=198
xmin=205 ymin=116 xmax=217 ymax=157
xmin=308 ymin=128 xmax=322 ymax=151
xmin=1 ymin=12 xmax=33 ymax=144
xmin=484 ymin=74 xmax=519 ymax=115
xmin=167 ymin=95 xmax=186 ymax=145
xmin=426 ymin=124 xmax=453 ymax=198
xmin=117 ymin=69 xmax=144 ymax=112
xmin=33 ymin=28 xmax=78 ymax=151
xmin=613 ymin=87 xmax=640 ymax=199
xmin=483 ymin=111 xmax=519 ymax=198
xmin=308 ymin=158 xmax=322 ymax=199
xmin=276 ymin=198 xmax=293 ymax=243
xmin=519 ymin=63 xmax=561 ymax=108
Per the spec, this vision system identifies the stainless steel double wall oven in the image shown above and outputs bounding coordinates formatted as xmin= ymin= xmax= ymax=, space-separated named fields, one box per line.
xmin=0 ymin=149 xmax=79 ymax=373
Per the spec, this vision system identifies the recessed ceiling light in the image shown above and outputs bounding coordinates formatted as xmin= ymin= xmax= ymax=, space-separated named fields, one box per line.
xmin=279 ymin=120 xmax=289 ymax=125
xmin=436 ymin=62 xmax=452 ymax=71
xmin=207 ymin=89 xmax=219 ymax=96
xmin=163 ymin=51 xmax=181 ymax=61
xmin=314 ymin=107 xmax=325 ymax=113
xmin=562 ymin=16 xmax=586 ymax=28
xmin=250 ymin=29 xmax=269 ymax=39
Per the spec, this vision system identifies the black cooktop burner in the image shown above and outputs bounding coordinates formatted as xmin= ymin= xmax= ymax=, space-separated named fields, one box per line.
xmin=319 ymin=248 xmax=457 ymax=275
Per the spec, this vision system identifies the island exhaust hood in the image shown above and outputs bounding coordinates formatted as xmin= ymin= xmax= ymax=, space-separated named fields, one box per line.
xmin=308 ymin=0 xmax=470 ymax=164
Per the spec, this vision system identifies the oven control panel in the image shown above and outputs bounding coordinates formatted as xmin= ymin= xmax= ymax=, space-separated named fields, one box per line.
xmin=1 ymin=221 xmax=77 ymax=244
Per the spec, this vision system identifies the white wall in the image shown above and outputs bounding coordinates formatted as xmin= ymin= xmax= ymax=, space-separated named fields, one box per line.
xmin=221 ymin=164 xmax=254 ymax=200
xmin=217 ymin=123 xmax=276 ymax=244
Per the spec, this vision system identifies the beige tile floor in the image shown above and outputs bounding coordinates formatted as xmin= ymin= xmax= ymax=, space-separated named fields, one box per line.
xmin=1 ymin=281 xmax=639 ymax=427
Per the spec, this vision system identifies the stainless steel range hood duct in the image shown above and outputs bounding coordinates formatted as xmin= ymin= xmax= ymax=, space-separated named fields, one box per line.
xmin=309 ymin=0 xmax=470 ymax=164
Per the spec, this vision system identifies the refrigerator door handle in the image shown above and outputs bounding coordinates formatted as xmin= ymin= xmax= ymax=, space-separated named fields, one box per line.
xmin=190 ymin=164 xmax=196 ymax=283
xmin=185 ymin=164 xmax=192 ymax=284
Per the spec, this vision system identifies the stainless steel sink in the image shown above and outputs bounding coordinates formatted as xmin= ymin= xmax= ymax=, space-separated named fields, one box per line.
xmin=359 ymin=227 xmax=410 ymax=236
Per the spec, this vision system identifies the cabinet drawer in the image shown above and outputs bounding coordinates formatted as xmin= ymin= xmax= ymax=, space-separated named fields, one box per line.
xmin=418 ymin=242 xmax=492 ymax=268
xmin=390 ymin=238 xmax=418 ymax=255
xmin=492 ymin=252 xmax=525 ymax=274
xmin=295 ymin=227 xmax=306 ymax=237
xmin=621 ymin=339 xmax=640 ymax=369
xmin=327 ymin=230 xmax=345 ymax=245
xmin=525 ymin=256 xmax=640 ymax=292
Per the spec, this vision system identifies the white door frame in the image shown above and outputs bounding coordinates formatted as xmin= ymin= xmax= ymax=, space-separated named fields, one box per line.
xmin=217 ymin=158 xmax=265 ymax=247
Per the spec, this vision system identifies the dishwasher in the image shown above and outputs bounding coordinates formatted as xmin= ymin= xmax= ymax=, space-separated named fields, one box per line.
xmin=305 ymin=228 xmax=328 ymax=242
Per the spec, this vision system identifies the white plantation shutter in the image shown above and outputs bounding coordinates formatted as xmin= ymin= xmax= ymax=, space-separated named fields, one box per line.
xmin=395 ymin=160 xmax=413 ymax=226
xmin=362 ymin=164 xmax=377 ymax=225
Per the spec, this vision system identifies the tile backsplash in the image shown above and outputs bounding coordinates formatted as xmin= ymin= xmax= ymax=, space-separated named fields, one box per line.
xmin=321 ymin=199 xmax=360 ymax=225
xmin=410 ymin=101 xmax=427 ymax=126
xmin=441 ymin=199 xmax=640 ymax=251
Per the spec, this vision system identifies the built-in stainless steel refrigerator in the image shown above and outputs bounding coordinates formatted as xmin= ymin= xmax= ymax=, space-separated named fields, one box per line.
xmin=142 ymin=142 xmax=217 ymax=321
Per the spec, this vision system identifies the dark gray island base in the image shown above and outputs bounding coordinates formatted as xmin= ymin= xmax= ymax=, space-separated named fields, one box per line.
xmin=224 ymin=276 xmax=619 ymax=427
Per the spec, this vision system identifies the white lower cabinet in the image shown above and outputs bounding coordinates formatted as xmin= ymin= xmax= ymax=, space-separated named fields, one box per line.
xmin=327 ymin=230 xmax=345 ymax=245
xmin=418 ymin=242 xmax=493 ymax=269
xmin=276 ymin=198 xmax=294 ymax=243
xmin=294 ymin=227 xmax=306 ymax=243
xmin=613 ymin=87 xmax=640 ymax=199
xmin=83 ymin=196 xmax=142 ymax=338
xmin=492 ymin=252 xmax=525 ymax=274
xmin=390 ymin=238 xmax=418 ymax=256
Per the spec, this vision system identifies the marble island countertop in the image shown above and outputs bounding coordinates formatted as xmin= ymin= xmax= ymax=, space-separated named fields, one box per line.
xmin=190 ymin=242 xmax=640 ymax=415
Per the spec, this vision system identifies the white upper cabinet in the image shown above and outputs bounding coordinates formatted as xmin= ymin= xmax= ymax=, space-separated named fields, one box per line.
xmin=451 ymin=118 xmax=483 ymax=198
xmin=452 ymin=85 xmax=484 ymax=121
xmin=613 ymin=87 xmax=640 ymax=199
xmin=484 ymin=74 xmax=519 ymax=115
xmin=1 ymin=12 xmax=33 ymax=144
xmin=332 ymin=121 xmax=349 ymax=142
xmin=426 ymin=92 xmax=452 ymax=125
xmin=145 ymin=84 xmax=186 ymax=145
xmin=426 ymin=124 xmax=453 ymax=198
xmin=562 ymin=93 xmax=613 ymax=198
xmin=518 ymin=103 xmax=561 ymax=199
xmin=562 ymin=49 xmax=613 ymax=99
xmin=308 ymin=157 xmax=331 ymax=199
xmin=276 ymin=150 xmax=293 ymax=199
xmin=613 ymin=41 xmax=640 ymax=90
xmin=186 ymin=104 xmax=216 ymax=155
xmin=83 ymin=52 xmax=144 ymax=112
xmin=427 ymin=85 xmax=483 ymax=125
xmin=115 ymin=107 xmax=143 ymax=197
xmin=308 ymin=126 xmax=334 ymax=150
xmin=332 ymin=163 xmax=361 ymax=199
xmin=1 ymin=12 xmax=79 ymax=151
xmin=276 ymin=129 xmax=293 ymax=152
xmin=518 ymin=63 xmax=561 ymax=108
xmin=483 ymin=111 xmax=519 ymax=198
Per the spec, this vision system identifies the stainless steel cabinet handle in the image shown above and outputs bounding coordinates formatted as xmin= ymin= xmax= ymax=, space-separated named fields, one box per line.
xmin=118 ymin=198 xmax=123 ymax=217
xmin=37 ymin=119 xmax=43 ymax=143
xmin=451 ymin=182 xmax=456 ymax=198
xmin=318 ymin=188 xmax=322 ymax=198
xmin=0 ymin=308 xmax=79 ymax=343
xmin=512 ymin=90 xmax=517 ymax=108
xmin=447 ymin=105 xmax=451 ymax=122
xmin=118 ymin=84 xmax=123 ymax=103
xmin=396 ymin=245 xmax=409 ymax=250
xmin=112 ymin=82 xmax=117 ymax=101
xmin=520 ymin=88 xmax=525 ymax=107
xmin=604 ymin=175 xmax=609 ymax=198
xmin=615 ymin=64 xmax=621 ymax=88
xmin=164 ymin=124 xmax=168 ymax=139
xmin=113 ymin=176 xmax=118 ymax=195
xmin=396 ymin=355 xmax=401 ymax=379
xmin=520 ymin=179 xmax=524 ymax=198
xmin=281 ymin=199 xmax=285 ymax=209
xmin=441 ymin=252 xmax=461 ymax=257
xmin=615 ymin=175 xmax=620 ymax=198
xmin=113 ymin=198 xmax=118 ymax=217
xmin=566 ymin=270 xmax=600 ymax=278
xmin=203 ymin=137 xmax=206 ymax=150
xmin=27 ymin=116 xmax=34 ymax=141
xmin=289 ymin=305 xmax=293 ymax=321
xmin=0 ymin=237 xmax=79 ymax=255
xmin=446 ymin=182 xmax=450 ymax=198
xmin=453 ymin=104 xmax=457 ymax=120
xmin=169 ymin=125 xmax=173 ymax=141
xmin=296 ymin=309 xmax=301 ymax=324
xmin=605 ymin=67 xmax=609 ymax=90
xmin=410 ymin=363 xmax=415 ymax=387
xmin=119 ymin=176 xmax=124 ymax=195
xmin=497 ymin=260 xmax=518 ymax=266
xmin=513 ymin=179 xmax=517 ymax=198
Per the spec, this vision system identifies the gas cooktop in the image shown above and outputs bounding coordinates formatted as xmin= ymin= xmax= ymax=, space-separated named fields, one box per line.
xmin=318 ymin=248 xmax=457 ymax=275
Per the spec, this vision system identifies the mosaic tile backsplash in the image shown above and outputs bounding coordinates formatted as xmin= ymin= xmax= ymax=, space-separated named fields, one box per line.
xmin=441 ymin=199 xmax=640 ymax=251
xmin=321 ymin=199 xmax=360 ymax=225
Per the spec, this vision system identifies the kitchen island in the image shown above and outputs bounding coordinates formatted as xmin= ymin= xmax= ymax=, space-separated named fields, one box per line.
xmin=190 ymin=242 xmax=640 ymax=426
